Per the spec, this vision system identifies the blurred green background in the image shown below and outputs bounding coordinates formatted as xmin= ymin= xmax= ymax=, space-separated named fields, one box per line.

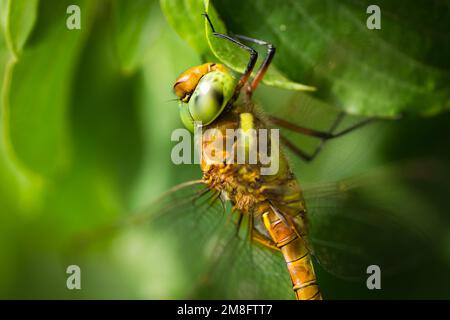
xmin=0 ymin=0 xmax=449 ymax=299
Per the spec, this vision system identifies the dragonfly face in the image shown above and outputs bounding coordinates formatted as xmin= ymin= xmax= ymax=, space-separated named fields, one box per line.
xmin=173 ymin=63 xmax=236 ymax=132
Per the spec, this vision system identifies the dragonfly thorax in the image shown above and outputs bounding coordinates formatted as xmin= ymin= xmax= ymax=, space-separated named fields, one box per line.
xmin=199 ymin=111 xmax=307 ymax=225
xmin=203 ymin=163 xmax=267 ymax=213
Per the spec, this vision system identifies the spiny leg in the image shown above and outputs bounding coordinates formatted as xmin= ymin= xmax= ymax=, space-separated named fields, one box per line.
xmin=191 ymin=186 xmax=213 ymax=206
xmin=232 ymin=34 xmax=276 ymax=94
xmin=252 ymin=231 xmax=280 ymax=252
xmin=235 ymin=211 xmax=244 ymax=237
xmin=249 ymin=214 xmax=279 ymax=251
xmin=192 ymin=190 xmax=221 ymax=229
xmin=306 ymin=112 xmax=346 ymax=162
xmin=274 ymin=113 xmax=378 ymax=162
xmin=279 ymin=135 xmax=313 ymax=162
xmin=246 ymin=214 xmax=254 ymax=242
xmin=244 ymin=213 xmax=279 ymax=251
xmin=203 ymin=13 xmax=257 ymax=99
xmin=269 ymin=113 xmax=376 ymax=140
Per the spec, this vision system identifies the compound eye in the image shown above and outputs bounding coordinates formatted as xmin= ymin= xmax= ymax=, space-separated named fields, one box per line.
xmin=173 ymin=75 xmax=192 ymax=102
xmin=173 ymin=63 xmax=218 ymax=102
xmin=188 ymin=72 xmax=225 ymax=125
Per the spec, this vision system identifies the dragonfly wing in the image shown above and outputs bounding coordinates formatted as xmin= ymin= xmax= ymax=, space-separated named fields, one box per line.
xmin=303 ymin=165 xmax=434 ymax=281
xmin=191 ymin=220 xmax=293 ymax=299
xmin=83 ymin=180 xmax=295 ymax=299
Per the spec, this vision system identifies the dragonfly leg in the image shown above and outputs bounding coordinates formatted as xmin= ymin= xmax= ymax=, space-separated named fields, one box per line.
xmin=203 ymin=13 xmax=258 ymax=97
xmin=247 ymin=214 xmax=254 ymax=242
xmin=232 ymin=34 xmax=276 ymax=95
xmin=273 ymin=114 xmax=378 ymax=162
xmin=269 ymin=113 xmax=378 ymax=140
xmin=235 ymin=211 xmax=244 ymax=236
xmin=252 ymin=229 xmax=280 ymax=252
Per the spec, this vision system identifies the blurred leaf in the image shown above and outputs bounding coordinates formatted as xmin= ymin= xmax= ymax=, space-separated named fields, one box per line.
xmin=5 ymin=0 xmax=96 ymax=177
xmin=0 ymin=8 xmax=44 ymax=213
xmin=112 ymin=0 xmax=161 ymax=74
xmin=160 ymin=0 xmax=212 ymax=59
xmin=0 ymin=0 xmax=39 ymax=57
xmin=212 ymin=0 xmax=450 ymax=117
xmin=69 ymin=5 xmax=145 ymax=209
xmin=0 ymin=18 xmax=19 ymax=208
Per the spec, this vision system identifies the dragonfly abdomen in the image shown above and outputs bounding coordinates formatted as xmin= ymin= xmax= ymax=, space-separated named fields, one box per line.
xmin=263 ymin=210 xmax=322 ymax=300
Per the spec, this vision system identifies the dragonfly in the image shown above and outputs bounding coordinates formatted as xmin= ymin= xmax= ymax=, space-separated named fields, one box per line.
xmin=89 ymin=13 xmax=431 ymax=300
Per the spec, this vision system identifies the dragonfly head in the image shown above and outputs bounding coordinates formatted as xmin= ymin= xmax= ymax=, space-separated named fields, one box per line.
xmin=173 ymin=63 xmax=236 ymax=132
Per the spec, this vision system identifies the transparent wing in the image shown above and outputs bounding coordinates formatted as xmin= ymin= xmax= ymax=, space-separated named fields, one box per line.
xmin=303 ymin=163 xmax=435 ymax=281
xmin=189 ymin=220 xmax=292 ymax=299
xmin=78 ymin=180 xmax=294 ymax=299
xmin=74 ymin=163 xmax=439 ymax=298
xmin=260 ymin=91 xmax=436 ymax=282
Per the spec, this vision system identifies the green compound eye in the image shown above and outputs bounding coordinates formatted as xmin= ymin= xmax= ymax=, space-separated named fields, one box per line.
xmin=178 ymin=102 xmax=195 ymax=132
xmin=187 ymin=71 xmax=235 ymax=128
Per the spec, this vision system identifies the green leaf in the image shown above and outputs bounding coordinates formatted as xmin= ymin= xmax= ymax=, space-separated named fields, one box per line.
xmin=112 ymin=0 xmax=161 ymax=74
xmin=0 ymin=16 xmax=44 ymax=213
xmin=68 ymin=7 xmax=148 ymax=209
xmin=160 ymin=0 xmax=212 ymax=58
xmin=204 ymin=0 xmax=315 ymax=92
xmin=160 ymin=0 xmax=315 ymax=91
xmin=5 ymin=0 xmax=96 ymax=177
xmin=211 ymin=0 xmax=450 ymax=117
xmin=1 ymin=0 xmax=39 ymax=57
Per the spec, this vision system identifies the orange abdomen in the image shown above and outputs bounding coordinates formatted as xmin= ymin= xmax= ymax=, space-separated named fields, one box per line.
xmin=263 ymin=210 xmax=322 ymax=300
